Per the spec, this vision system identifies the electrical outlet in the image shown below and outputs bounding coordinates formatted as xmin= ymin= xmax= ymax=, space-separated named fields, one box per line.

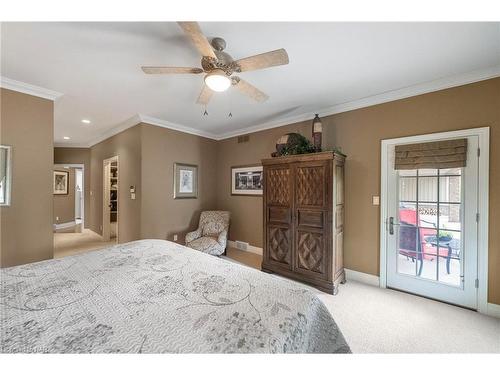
xmin=56 ymin=216 xmax=59 ymax=222
xmin=173 ymin=234 xmax=178 ymax=241
xmin=372 ymin=196 xmax=380 ymax=206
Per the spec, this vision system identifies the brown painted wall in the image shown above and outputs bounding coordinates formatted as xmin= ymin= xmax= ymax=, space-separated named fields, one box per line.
xmin=53 ymin=167 xmax=75 ymax=224
xmin=54 ymin=148 xmax=91 ymax=228
xmin=0 ymin=88 xmax=54 ymax=267
xmin=89 ymin=125 xmax=142 ymax=243
xmin=140 ymin=123 xmax=218 ymax=242
xmin=87 ymin=123 xmax=218 ymax=244
xmin=216 ymin=78 xmax=500 ymax=304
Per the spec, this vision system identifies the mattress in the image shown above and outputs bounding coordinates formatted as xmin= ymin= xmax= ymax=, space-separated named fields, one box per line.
xmin=0 ymin=239 xmax=350 ymax=353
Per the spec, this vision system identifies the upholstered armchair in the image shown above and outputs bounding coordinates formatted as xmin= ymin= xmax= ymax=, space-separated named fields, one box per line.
xmin=185 ymin=211 xmax=230 ymax=256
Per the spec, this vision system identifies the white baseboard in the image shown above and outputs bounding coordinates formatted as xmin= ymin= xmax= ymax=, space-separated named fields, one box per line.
xmin=227 ymin=240 xmax=263 ymax=256
xmin=53 ymin=221 xmax=78 ymax=230
xmin=487 ymin=303 xmax=500 ymax=319
xmin=345 ymin=268 xmax=380 ymax=287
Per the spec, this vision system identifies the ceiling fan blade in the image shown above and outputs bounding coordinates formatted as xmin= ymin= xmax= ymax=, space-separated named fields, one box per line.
xmin=235 ymin=48 xmax=289 ymax=72
xmin=232 ymin=77 xmax=269 ymax=102
xmin=196 ymin=84 xmax=213 ymax=105
xmin=141 ymin=66 xmax=204 ymax=74
xmin=177 ymin=22 xmax=216 ymax=59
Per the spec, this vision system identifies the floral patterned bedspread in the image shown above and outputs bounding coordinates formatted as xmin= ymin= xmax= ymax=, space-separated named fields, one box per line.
xmin=0 ymin=240 xmax=350 ymax=353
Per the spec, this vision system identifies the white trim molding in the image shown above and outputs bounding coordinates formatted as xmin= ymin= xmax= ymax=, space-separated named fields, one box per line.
xmin=0 ymin=76 xmax=63 ymax=101
xmin=344 ymin=269 xmax=380 ymax=287
xmin=139 ymin=115 xmax=217 ymax=140
xmin=53 ymin=220 xmax=80 ymax=230
xmin=83 ymin=114 xmax=142 ymax=148
xmin=487 ymin=303 xmax=500 ymax=319
xmin=380 ymin=127 xmax=490 ymax=315
xmin=227 ymin=240 xmax=263 ymax=256
xmin=214 ymin=65 xmax=500 ymax=140
xmin=53 ymin=65 xmax=500 ymax=147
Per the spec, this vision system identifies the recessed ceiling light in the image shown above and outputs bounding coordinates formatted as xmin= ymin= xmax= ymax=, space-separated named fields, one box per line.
xmin=63 ymin=136 xmax=70 ymax=140
xmin=81 ymin=119 xmax=91 ymax=124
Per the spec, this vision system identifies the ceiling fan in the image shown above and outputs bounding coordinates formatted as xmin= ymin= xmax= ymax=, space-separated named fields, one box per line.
xmin=141 ymin=22 xmax=289 ymax=105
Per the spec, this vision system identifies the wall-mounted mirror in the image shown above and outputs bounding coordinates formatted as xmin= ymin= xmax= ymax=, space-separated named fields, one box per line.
xmin=0 ymin=145 xmax=12 ymax=206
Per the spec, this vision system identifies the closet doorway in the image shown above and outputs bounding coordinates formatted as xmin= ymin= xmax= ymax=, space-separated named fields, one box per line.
xmin=103 ymin=156 xmax=119 ymax=242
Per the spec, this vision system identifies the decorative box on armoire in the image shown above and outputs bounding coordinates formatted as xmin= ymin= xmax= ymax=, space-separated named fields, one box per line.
xmin=261 ymin=151 xmax=346 ymax=294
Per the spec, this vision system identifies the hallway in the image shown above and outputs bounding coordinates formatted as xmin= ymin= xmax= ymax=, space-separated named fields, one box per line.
xmin=54 ymin=229 xmax=116 ymax=258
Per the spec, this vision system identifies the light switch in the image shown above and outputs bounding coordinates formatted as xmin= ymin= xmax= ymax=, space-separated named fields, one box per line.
xmin=372 ymin=196 xmax=380 ymax=206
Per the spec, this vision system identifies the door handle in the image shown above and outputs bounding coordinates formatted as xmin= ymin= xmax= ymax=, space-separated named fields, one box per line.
xmin=389 ymin=217 xmax=394 ymax=235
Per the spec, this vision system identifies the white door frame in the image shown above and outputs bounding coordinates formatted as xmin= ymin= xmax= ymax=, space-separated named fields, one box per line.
xmin=380 ymin=127 xmax=489 ymax=314
xmin=102 ymin=156 xmax=118 ymax=242
xmin=54 ymin=163 xmax=85 ymax=228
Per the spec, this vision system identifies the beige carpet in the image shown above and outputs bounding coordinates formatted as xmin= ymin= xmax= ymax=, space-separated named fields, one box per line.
xmin=54 ymin=229 xmax=116 ymax=258
xmin=224 ymin=249 xmax=500 ymax=353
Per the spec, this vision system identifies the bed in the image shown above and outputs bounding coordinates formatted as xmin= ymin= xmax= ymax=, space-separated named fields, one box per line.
xmin=0 ymin=239 xmax=350 ymax=353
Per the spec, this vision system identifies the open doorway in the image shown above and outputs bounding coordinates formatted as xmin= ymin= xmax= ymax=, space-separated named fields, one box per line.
xmin=102 ymin=156 xmax=118 ymax=243
xmin=53 ymin=162 xmax=116 ymax=258
xmin=53 ymin=164 xmax=84 ymax=232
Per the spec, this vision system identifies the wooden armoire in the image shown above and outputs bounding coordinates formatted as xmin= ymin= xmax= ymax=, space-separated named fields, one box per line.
xmin=261 ymin=151 xmax=345 ymax=294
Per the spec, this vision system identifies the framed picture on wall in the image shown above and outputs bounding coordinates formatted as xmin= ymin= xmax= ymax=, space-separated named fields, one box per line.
xmin=53 ymin=170 xmax=69 ymax=195
xmin=0 ymin=145 xmax=12 ymax=206
xmin=231 ymin=165 xmax=263 ymax=196
xmin=174 ymin=163 xmax=198 ymax=199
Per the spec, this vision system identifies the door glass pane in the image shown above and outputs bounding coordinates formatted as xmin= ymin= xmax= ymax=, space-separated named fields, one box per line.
xmin=419 ymin=203 xmax=438 ymax=228
xmin=399 ymin=169 xmax=417 ymax=177
xmin=438 ymin=256 xmax=461 ymax=286
xmin=397 ymin=167 xmax=464 ymax=287
xmin=397 ymin=224 xmax=418 ymax=276
xmin=419 ymin=254 xmax=437 ymax=281
xmin=418 ymin=176 xmax=438 ymax=202
xmin=399 ymin=177 xmax=416 ymax=201
xmin=439 ymin=168 xmax=462 ymax=176
xmin=418 ymin=169 xmax=438 ymax=176
xmin=439 ymin=176 xmax=461 ymax=203
xmin=399 ymin=203 xmax=416 ymax=225
xmin=439 ymin=204 xmax=462 ymax=231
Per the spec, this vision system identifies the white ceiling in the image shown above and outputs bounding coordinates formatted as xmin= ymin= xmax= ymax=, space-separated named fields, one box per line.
xmin=1 ymin=22 xmax=499 ymax=146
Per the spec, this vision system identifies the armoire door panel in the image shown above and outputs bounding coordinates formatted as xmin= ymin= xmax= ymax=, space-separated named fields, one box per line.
xmin=297 ymin=209 xmax=324 ymax=228
xmin=295 ymin=163 xmax=327 ymax=208
xmin=268 ymin=206 xmax=291 ymax=224
xmin=267 ymin=225 xmax=292 ymax=268
xmin=266 ymin=167 xmax=291 ymax=206
xmin=295 ymin=230 xmax=326 ymax=276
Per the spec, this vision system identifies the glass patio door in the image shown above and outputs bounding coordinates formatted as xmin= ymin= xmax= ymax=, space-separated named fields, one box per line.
xmin=385 ymin=136 xmax=479 ymax=309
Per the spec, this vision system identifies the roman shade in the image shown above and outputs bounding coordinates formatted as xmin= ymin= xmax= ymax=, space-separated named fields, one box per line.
xmin=395 ymin=138 xmax=468 ymax=170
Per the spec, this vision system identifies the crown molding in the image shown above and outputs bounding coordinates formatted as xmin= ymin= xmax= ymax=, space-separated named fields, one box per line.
xmin=53 ymin=64 xmax=500 ymax=147
xmin=0 ymin=76 xmax=63 ymax=101
xmin=215 ymin=65 xmax=500 ymax=140
xmin=85 ymin=114 xmax=143 ymax=147
xmin=138 ymin=115 xmax=218 ymax=140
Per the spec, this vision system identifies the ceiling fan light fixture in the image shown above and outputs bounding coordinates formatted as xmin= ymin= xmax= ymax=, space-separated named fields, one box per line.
xmin=204 ymin=69 xmax=231 ymax=92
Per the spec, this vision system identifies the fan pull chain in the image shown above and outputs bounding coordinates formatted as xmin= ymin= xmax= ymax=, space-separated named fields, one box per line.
xmin=228 ymin=89 xmax=233 ymax=118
